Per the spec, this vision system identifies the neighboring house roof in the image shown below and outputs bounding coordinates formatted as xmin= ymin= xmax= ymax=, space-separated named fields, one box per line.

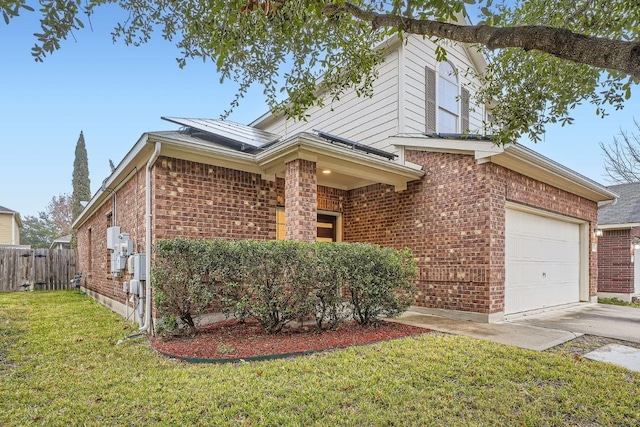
xmin=0 ymin=205 xmax=17 ymax=213
xmin=598 ymin=182 xmax=640 ymax=227
xmin=0 ymin=205 xmax=23 ymax=228
xmin=50 ymin=234 xmax=72 ymax=249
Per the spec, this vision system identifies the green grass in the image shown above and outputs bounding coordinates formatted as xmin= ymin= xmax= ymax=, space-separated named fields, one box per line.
xmin=1 ymin=292 xmax=639 ymax=426
xmin=599 ymin=297 xmax=640 ymax=308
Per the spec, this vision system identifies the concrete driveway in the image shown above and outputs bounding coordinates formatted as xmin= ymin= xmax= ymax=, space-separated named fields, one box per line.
xmin=508 ymin=303 xmax=640 ymax=344
xmin=394 ymin=303 xmax=640 ymax=351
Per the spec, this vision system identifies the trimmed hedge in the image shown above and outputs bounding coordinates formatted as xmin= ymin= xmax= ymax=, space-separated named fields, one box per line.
xmin=153 ymin=239 xmax=417 ymax=333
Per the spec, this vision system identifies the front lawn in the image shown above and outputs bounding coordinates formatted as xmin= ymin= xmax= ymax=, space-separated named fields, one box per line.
xmin=1 ymin=291 xmax=638 ymax=426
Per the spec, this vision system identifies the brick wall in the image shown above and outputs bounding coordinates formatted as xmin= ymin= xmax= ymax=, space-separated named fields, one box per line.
xmin=598 ymin=227 xmax=639 ymax=294
xmin=284 ymin=159 xmax=317 ymax=242
xmin=277 ymin=178 xmax=347 ymax=213
xmin=76 ymin=167 xmax=147 ymax=306
xmin=490 ymin=164 xmax=599 ymax=299
xmin=76 ymin=149 xmax=600 ymax=319
xmin=153 ymin=157 xmax=276 ymax=240
xmin=344 ymin=150 xmax=598 ymax=315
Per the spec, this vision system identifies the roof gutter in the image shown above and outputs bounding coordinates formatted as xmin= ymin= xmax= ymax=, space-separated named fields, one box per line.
xmin=72 ymin=134 xmax=150 ymax=230
xmin=501 ymin=144 xmax=618 ymax=201
xmin=140 ymin=141 xmax=162 ymax=334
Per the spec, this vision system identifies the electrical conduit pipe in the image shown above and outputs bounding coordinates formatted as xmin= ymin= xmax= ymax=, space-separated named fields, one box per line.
xmin=140 ymin=141 xmax=161 ymax=333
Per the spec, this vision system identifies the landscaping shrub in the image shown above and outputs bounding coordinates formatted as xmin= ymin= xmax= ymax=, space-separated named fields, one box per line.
xmin=340 ymin=244 xmax=418 ymax=325
xmin=313 ymin=242 xmax=351 ymax=330
xmin=153 ymin=239 xmax=230 ymax=333
xmin=223 ymin=240 xmax=316 ymax=333
xmin=152 ymin=239 xmax=418 ymax=333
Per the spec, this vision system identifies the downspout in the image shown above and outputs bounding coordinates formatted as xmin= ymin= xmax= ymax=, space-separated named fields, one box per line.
xmin=140 ymin=141 xmax=161 ymax=333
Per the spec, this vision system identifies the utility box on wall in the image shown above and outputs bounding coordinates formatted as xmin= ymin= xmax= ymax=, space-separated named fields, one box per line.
xmin=106 ymin=226 xmax=121 ymax=250
xmin=127 ymin=254 xmax=146 ymax=280
xmin=111 ymin=252 xmax=126 ymax=275
xmin=108 ymin=228 xmax=134 ymax=277
xmin=118 ymin=233 xmax=133 ymax=257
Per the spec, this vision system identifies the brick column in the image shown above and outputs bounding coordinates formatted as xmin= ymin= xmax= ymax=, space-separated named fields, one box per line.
xmin=285 ymin=159 xmax=317 ymax=242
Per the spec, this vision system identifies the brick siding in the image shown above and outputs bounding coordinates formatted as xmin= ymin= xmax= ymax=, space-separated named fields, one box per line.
xmin=284 ymin=159 xmax=317 ymax=242
xmin=598 ymin=227 xmax=640 ymax=294
xmin=153 ymin=157 xmax=276 ymax=240
xmin=344 ymin=150 xmax=598 ymax=315
xmin=77 ymin=150 xmax=599 ymax=318
xmin=76 ymin=168 xmax=147 ymax=306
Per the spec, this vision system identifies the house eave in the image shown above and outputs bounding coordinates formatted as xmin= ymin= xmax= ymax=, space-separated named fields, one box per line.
xmin=72 ymin=134 xmax=153 ymax=230
xmin=598 ymin=223 xmax=640 ymax=230
xmin=491 ymin=145 xmax=617 ymax=203
xmin=391 ymin=134 xmax=616 ymax=203
xmin=150 ymin=133 xmax=261 ymax=174
xmin=257 ymin=133 xmax=424 ymax=191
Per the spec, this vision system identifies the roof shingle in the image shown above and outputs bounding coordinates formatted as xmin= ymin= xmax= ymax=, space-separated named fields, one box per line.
xmin=598 ymin=182 xmax=640 ymax=225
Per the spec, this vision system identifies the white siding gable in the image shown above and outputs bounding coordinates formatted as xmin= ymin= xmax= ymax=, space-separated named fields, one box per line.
xmin=257 ymin=49 xmax=401 ymax=153
xmin=255 ymin=34 xmax=486 ymax=153
xmin=403 ymin=35 xmax=485 ymax=134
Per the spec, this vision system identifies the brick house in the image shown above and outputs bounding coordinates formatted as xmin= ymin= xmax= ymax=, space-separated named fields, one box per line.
xmin=597 ymin=182 xmax=640 ymax=301
xmin=72 ymin=34 xmax=615 ymax=328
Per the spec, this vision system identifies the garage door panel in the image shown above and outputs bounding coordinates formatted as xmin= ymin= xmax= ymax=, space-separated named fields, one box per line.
xmin=505 ymin=209 xmax=580 ymax=315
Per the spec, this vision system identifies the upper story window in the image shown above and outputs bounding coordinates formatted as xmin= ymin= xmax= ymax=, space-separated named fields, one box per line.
xmin=426 ymin=62 xmax=470 ymax=134
xmin=437 ymin=61 xmax=459 ymax=134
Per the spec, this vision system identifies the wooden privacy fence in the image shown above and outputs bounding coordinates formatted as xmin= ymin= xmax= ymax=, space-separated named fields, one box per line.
xmin=0 ymin=247 xmax=78 ymax=292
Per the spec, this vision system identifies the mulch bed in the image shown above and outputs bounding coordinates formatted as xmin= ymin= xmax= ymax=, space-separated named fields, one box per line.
xmin=151 ymin=319 xmax=430 ymax=362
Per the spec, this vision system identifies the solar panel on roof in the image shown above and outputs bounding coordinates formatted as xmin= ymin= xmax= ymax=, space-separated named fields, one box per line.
xmin=162 ymin=117 xmax=281 ymax=149
xmin=423 ymin=132 xmax=493 ymax=141
xmin=313 ymin=130 xmax=397 ymax=160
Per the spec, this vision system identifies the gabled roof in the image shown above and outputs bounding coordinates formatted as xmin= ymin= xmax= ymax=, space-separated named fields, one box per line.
xmin=390 ymin=134 xmax=617 ymax=203
xmin=0 ymin=205 xmax=17 ymax=213
xmin=598 ymin=182 xmax=640 ymax=226
xmin=0 ymin=205 xmax=23 ymax=228
xmin=72 ymin=121 xmax=423 ymax=229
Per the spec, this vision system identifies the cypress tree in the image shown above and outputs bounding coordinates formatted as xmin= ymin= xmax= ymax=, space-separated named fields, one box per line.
xmin=72 ymin=131 xmax=91 ymax=221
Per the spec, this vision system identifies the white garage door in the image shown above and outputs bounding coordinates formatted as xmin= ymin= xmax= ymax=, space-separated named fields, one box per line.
xmin=505 ymin=208 xmax=581 ymax=315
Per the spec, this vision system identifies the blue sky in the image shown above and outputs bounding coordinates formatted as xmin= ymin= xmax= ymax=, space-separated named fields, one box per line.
xmin=1 ymin=6 xmax=638 ymax=218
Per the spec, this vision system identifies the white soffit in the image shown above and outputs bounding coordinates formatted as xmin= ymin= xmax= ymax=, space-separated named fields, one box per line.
xmin=598 ymin=223 xmax=640 ymax=230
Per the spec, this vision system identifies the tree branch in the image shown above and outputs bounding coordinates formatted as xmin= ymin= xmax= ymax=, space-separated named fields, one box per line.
xmin=324 ymin=2 xmax=640 ymax=79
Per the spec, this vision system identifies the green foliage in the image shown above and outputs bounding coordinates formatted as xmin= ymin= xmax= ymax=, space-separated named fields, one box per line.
xmin=20 ymin=213 xmax=57 ymax=248
xmin=153 ymin=239 xmax=418 ymax=332
xmin=225 ymin=240 xmax=316 ymax=333
xmin=152 ymin=239 xmax=222 ymax=332
xmin=476 ymin=0 xmax=639 ymax=143
xmin=313 ymin=242 xmax=351 ymax=329
xmin=599 ymin=297 xmax=640 ymax=309
xmin=20 ymin=194 xmax=73 ymax=248
xmin=2 ymin=291 xmax=640 ymax=426
xmin=71 ymin=130 xmax=90 ymax=221
xmin=3 ymin=0 xmax=639 ymax=144
xmin=339 ymin=243 xmax=417 ymax=325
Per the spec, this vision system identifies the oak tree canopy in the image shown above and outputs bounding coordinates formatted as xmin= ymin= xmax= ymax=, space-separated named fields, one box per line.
xmin=2 ymin=0 xmax=639 ymax=143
